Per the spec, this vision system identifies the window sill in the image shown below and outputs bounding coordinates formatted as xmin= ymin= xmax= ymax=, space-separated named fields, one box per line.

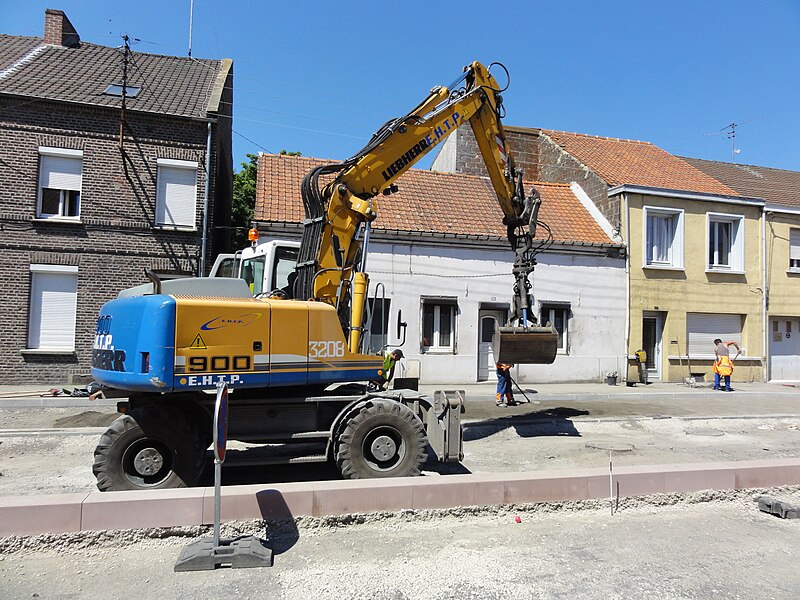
xmin=32 ymin=217 xmax=83 ymax=225
xmin=787 ymin=269 xmax=800 ymax=275
xmin=20 ymin=348 xmax=76 ymax=356
xmin=705 ymin=268 xmax=745 ymax=275
xmin=421 ymin=349 xmax=455 ymax=355
xmin=668 ymin=354 xmax=757 ymax=362
xmin=643 ymin=264 xmax=684 ymax=272
xmin=152 ymin=225 xmax=197 ymax=233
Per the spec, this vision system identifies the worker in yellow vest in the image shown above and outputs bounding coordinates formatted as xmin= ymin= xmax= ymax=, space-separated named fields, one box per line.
xmin=713 ymin=338 xmax=740 ymax=392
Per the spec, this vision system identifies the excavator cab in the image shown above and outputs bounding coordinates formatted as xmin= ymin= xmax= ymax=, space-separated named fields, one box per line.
xmin=492 ymin=323 xmax=559 ymax=365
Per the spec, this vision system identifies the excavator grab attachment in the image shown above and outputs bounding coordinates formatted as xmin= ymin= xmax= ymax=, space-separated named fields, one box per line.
xmin=492 ymin=324 xmax=559 ymax=365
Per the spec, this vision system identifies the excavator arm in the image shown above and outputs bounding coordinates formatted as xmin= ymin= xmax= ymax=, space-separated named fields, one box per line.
xmin=294 ymin=61 xmax=556 ymax=364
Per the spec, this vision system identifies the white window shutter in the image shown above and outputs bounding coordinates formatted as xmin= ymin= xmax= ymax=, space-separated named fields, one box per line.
xmin=28 ymin=272 xmax=78 ymax=350
xmin=157 ymin=165 xmax=197 ymax=227
xmin=687 ymin=313 xmax=743 ymax=356
xmin=40 ymin=155 xmax=82 ymax=190
xmin=790 ymin=229 xmax=800 ymax=260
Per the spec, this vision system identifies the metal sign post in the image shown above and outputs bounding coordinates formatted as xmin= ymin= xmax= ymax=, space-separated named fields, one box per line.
xmin=212 ymin=382 xmax=229 ymax=549
xmin=175 ymin=382 xmax=272 ymax=571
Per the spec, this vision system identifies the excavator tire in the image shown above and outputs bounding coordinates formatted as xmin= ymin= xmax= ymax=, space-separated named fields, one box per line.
xmin=93 ymin=407 xmax=206 ymax=491
xmin=335 ymin=398 xmax=427 ymax=479
xmin=492 ymin=324 xmax=559 ymax=365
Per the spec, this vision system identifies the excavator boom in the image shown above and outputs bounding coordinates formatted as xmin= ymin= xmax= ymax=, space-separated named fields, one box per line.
xmin=296 ymin=61 xmax=557 ymax=364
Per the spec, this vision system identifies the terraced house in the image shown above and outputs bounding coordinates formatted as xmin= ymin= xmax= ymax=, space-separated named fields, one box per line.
xmin=433 ymin=127 xmax=776 ymax=383
xmin=684 ymin=158 xmax=800 ymax=382
xmin=0 ymin=9 xmax=233 ymax=383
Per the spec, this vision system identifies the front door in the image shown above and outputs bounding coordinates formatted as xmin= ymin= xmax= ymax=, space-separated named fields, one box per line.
xmin=642 ymin=313 xmax=662 ymax=380
xmin=478 ymin=310 xmax=507 ymax=381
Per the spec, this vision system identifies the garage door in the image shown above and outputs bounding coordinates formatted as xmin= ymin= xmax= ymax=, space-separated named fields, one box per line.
xmin=769 ymin=317 xmax=800 ymax=382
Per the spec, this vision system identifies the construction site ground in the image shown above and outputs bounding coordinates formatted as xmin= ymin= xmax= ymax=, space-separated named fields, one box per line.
xmin=1 ymin=381 xmax=799 ymax=598
xmin=0 ymin=381 xmax=798 ymax=496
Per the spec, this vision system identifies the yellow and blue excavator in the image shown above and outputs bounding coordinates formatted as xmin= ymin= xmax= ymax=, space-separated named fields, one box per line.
xmin=90 ymin=61 xmax=557 ymax=491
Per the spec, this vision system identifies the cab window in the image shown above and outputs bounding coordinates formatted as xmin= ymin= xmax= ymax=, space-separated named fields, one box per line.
xmin=241 ymin=256 xmax=266 ymax=295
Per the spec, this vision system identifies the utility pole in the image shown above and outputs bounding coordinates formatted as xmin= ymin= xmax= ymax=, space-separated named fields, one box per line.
xmin=119 ymin=34 xmax=131 ymax=149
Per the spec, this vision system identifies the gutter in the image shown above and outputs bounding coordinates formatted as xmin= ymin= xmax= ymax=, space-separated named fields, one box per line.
xmin=256 ymin=222 xmax=624 ymax=255
xmin=608 ymin=184 xmax=765 ymax=207
xmin=199 ymin=121 xmax=212 ymax=275
xmin=624 ymin=192 xmax=631 ymax=379
xmin=762 ymin=209 xmax=769 ymax=382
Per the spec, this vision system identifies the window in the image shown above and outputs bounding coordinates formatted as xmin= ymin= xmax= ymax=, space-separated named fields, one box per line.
xmin=687 ymin=313 xmax=743 ymax=357
xmin=38 ymin=148 xmax=82 ymax=219
xmin=540 ymin=302 xmax=570 ymax=353
xmin=103 ymin=84 xmax=141 ymax=98
xmin=270 ymin=246 xmax=299 ymax=292
xmin=707 ymin=213 xmax=744 ymax=272
xmin=156 ymin=159 xmax=198 ymax=228
xmin=422 ymin=299 xmax=457 ymax=352
xmin=240 ymin=255 xmax=266 ymax=295
xmin=365 ymin=298 xmax=391 ymax=354
xmin=790 ymin=228 xmax=800 ymax=272
xmin=27 ymin=265 xmax=78 ymax=351
xmin=644 ymin=207 xmax=684 ymax=268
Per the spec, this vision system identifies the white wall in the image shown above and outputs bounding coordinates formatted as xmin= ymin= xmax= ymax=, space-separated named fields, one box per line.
xmin=363 ymin=240 xmax=627 ymax=384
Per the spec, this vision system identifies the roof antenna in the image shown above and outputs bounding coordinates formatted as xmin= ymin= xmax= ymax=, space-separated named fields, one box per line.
xmin=704 ymin=118 xmax=757 ymax=163
xmin=188 ymin=0 xmax=195 ymax=57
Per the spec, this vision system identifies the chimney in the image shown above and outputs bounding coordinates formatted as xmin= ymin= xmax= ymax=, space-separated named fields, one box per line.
xmin=44 ymin=9 xmax=80 ymax=48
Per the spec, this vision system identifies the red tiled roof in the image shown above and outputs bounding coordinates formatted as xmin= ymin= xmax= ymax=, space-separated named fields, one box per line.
xmin=682 ymin=157 xmax=800 ymax=209
xmin=541 ymin=129 xmax=739 ymax=196
xmin=256 ymin=154 xmax=615 ymax=245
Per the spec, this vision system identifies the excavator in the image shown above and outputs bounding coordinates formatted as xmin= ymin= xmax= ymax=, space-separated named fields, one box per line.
xmin=90 ymin=61 xmax=557 ymax=491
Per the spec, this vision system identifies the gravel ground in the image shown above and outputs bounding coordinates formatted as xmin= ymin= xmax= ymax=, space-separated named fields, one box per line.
xmin=1 ymin=410 xmax=799 ymax=495
xmin=1 ymin=487 xmax=799 ymax=599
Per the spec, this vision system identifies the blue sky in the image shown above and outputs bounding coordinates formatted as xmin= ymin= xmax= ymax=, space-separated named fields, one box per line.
xmin=5 ymin=1 xmax=800 ymax=172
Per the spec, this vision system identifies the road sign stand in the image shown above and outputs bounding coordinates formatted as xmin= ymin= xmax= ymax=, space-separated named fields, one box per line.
xmin=175 ymin=383 xmax=273 ymax=571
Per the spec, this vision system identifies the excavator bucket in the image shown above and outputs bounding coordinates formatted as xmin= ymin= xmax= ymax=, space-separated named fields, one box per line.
xmin=492 ymin=324 xmax=559 ymax=365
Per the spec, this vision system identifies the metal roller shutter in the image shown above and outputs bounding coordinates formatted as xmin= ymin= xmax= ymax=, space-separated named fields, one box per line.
xmin=687 ymin=313 xmax=743 ymax=357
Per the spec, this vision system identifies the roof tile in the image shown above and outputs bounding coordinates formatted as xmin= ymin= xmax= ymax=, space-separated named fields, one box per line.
xmin=0 ymin=34 xmax=225 ymax=118
xmin=682 ymin=157 xmax=800 ymax=208
xmin=541 ymin=129 xmax=738 ymax=196
xmin=256 ymin=154 xmax=614 ymax=245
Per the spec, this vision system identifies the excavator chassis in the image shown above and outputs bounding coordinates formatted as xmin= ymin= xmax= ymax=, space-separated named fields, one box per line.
xmin=492 ymin=325 xmax=559 ymax=365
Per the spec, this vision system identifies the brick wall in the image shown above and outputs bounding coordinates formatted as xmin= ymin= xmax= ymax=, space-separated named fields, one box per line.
xmin=440 ymin=125 xmax=619 ymax=229
xmin=0 ymin=97 xmax=226 ymax=383
xmin=444 ymin=127 xmax=540 ymax=181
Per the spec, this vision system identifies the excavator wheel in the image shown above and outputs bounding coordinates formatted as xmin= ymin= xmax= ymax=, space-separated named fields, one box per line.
xmin=492 ymin=324 xmax=559 ymax=365
xmin=335 ymin=398 xmax=427 ymax=479
xmin=93 ymin=407 xmax=206 ymax=491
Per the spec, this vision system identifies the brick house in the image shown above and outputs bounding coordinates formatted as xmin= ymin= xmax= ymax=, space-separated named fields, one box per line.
xmin=253 ymin=154 xmax=627 ymax=384
xmin=0 ymin=9 xmax=233 ymax=384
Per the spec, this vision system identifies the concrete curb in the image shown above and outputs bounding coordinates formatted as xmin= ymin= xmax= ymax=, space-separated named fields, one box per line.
xmin=2 ymin=458 xmax=799 ymax=537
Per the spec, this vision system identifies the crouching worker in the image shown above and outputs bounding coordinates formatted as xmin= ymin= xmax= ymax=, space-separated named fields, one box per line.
xmin=371 ymin=349 xmax=404 ymax=391
xmin=495 ymin=363 xmax=517 ymax=407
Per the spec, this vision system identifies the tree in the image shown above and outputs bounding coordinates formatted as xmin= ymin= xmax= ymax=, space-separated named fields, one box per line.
xmin=230 ymin=150 xmax=302 ymax=249
xmin=230 ymin=153 xmax=258 ymax=249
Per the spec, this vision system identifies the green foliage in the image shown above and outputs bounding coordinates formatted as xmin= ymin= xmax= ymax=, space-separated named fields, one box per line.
xmin=230 ymin=153 xmax=258 ymax=249
xmin=230 ymin=150 xmax=302 ymax=249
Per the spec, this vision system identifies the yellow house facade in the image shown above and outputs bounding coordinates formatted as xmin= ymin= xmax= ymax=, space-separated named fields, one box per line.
xmin=616 ymin=187 xmax=765 ymax=383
